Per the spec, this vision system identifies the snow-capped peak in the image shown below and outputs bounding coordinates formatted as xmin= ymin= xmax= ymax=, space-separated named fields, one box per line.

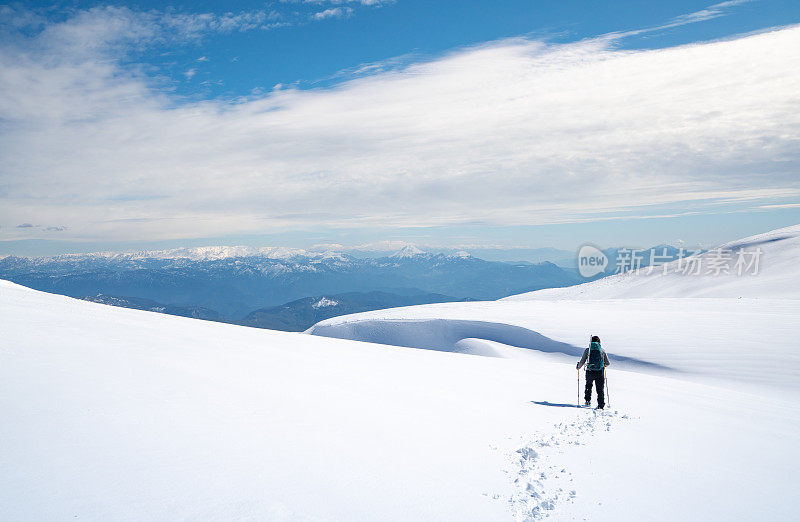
xmin=311 ymin=297 xmax=339 ymax=309
xmin=389 ymin=245 xmax=426 ymax=258
xmin=33 ymin=246 xmax=313 ymax=262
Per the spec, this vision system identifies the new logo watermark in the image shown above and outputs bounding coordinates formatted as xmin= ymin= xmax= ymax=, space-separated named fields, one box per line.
xmin=577 ymin=245 xmax=608 ymax=278
xmin=575 ymin=244 xmax=762 ymax=279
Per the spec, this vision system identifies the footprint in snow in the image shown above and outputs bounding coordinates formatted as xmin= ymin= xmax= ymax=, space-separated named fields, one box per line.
xmin=500 ymin=409 xmax=628 ymax=520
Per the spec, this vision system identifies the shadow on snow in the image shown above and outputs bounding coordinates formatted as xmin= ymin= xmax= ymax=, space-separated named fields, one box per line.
xmin=530 ymin=400 xmax=585 ymax=409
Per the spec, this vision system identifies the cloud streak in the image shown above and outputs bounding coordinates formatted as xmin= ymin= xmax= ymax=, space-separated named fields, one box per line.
xmin=311 ymin=7 xmax=354 ymax=20
xmin=664 ymin=0 xmax=754 ymax=28
xmin=0 ymin=6 xmax=798 ymax=242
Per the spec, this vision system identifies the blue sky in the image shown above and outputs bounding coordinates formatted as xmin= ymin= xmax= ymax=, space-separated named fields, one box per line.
xmin=14 ymin=1 xmax=799 ymax=99
xmin=1 ymin=0 xmax=799 ymax=256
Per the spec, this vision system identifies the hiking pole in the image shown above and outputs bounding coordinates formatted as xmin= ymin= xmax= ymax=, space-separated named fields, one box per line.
xmin=577 ymin=368 xmax=580 ymax=406
xmin=604 ymin=368 xmax=611 ymax=408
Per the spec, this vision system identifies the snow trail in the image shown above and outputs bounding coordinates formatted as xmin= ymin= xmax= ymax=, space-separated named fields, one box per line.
xmin=504 ymin=408 xmax=630 ymax=520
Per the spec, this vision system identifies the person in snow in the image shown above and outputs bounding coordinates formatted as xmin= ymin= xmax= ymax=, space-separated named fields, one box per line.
xmin=577 ymin=335 xmax=610 ymax=409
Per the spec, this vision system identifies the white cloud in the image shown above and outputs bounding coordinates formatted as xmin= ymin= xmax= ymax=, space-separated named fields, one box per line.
xmin=0 ymin=4 xmax=285 ymax=56
xmin=611 ymin=0 xmax=754 ymax=39
xmin=311 ymin=240 xmax=416 ymax=252
xmin=311 ymin=7 xmax=353 ymax=20
xmin=758 ymin=203 xmax=800 ymax=210
xmin=0 ymin=6 xmax=799 ymax=243
xmin=285 ymin=0 xmax=394 ymax=6
xmin=664 ymin=0 xmax=753 ymax=28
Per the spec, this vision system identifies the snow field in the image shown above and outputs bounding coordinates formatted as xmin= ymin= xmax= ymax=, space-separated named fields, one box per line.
xmin=3 ymin=222 xmax=800 ymax=521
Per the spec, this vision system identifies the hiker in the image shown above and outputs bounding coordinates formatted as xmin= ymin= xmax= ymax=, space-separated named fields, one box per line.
xmin=577 ymin=335 xmax=610 ymax=409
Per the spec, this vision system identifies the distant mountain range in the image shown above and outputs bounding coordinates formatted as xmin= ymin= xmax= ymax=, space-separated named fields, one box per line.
xmin=0 ymin=246 xmax=585 ymax=322
xmin=79 ymin=290 xmax=472 ymax=332
xmin=81 ymin=294 xmax=224 ymax=321
xmin=239 ymin=291 xmax=474 ymax=331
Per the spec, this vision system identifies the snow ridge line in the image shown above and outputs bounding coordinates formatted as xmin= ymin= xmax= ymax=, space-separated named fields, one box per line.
xmin=503 ymin=409 xmax=629 ymax=520
xmin=309 ymin=317 xmax=673 ymax=371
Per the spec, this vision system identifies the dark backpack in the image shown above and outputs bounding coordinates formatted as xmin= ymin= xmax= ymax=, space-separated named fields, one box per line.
xmin=587 ymin=341 xmax=605 ymax=371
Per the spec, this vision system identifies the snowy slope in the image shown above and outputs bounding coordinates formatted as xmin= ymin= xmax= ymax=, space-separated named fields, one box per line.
xmin=1 ymin=279 xmax=540 ymax=521
xmin=2 ymin=281 xmax=797 ymax=521
xmin=303 ymin=226 xmax=800 ymax=520
xmin=308 ymin=297 xmax=800 ymax=391
xmin=507 ymin=224 xmax=800 ymax=300
xmin=3 ymin=226 xmax=800 ymax=520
